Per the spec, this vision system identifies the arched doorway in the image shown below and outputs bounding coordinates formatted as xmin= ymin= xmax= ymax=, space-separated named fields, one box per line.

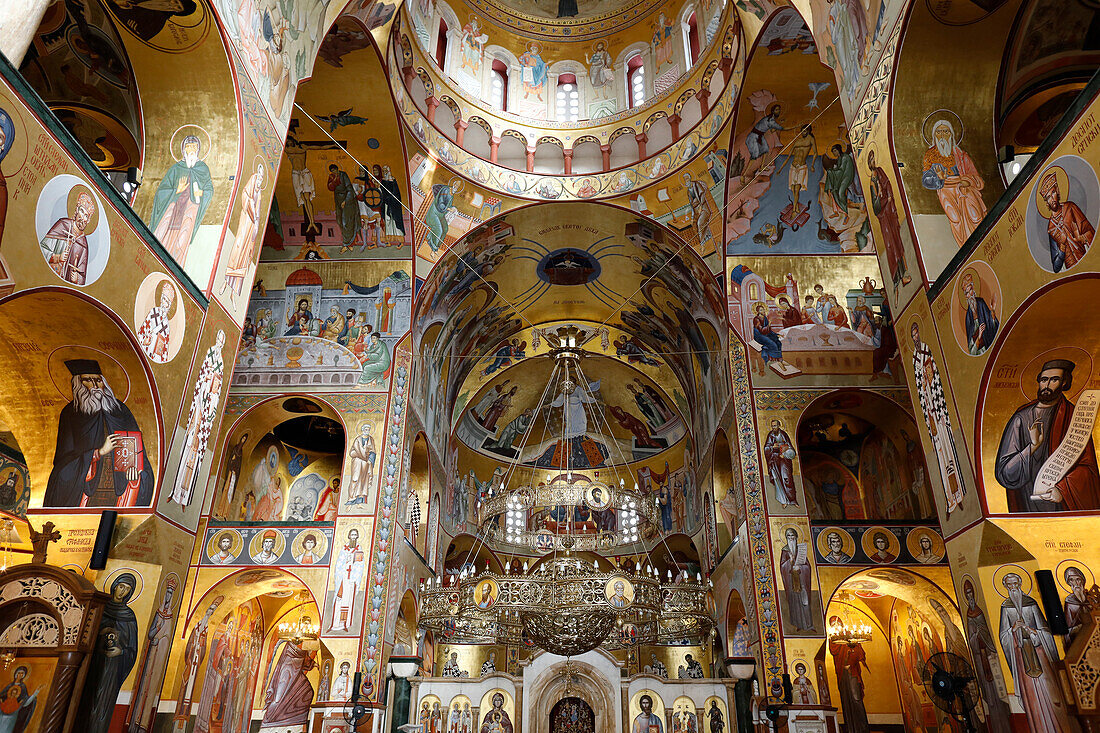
xmin=549 ymin=697 xmax=595 ymax=733
xmin=822 ymin=567 xmax=982 ymax=733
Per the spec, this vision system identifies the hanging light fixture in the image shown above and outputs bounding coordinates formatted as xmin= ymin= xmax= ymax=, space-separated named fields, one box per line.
xmin=278 ymin=592 xmax=319 ymax=641
xmin=419 ymin=327 xmax=715 ymax=656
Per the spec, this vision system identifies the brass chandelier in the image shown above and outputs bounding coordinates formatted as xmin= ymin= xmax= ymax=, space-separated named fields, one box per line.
xmin=419 ymin=327 xmax=716 ymax=657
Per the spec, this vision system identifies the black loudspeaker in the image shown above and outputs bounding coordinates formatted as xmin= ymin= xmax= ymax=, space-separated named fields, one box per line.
xmin=764 ymin=705 xmax=782 ymax=722
xmin=351 ymin=671 xmax=362 ymax=703
xmin=1035 ymin=569 xmax=1069 ymax=636
xmin=89 ymin=511 xmax=117 ymax=570
xmin=782 ymin=673 xmax=793 ymax=705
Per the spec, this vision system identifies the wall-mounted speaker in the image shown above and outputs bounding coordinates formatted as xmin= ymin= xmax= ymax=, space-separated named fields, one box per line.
xmin=352 ymin=671 xmax=362 ymax=703
xmin=89 ymin=511 xmax=117 ymax=570
xmin=781 ymin=673 xmax=793 ymax=706
xmin=1035 ymin=569 xmax=1068 ymax=636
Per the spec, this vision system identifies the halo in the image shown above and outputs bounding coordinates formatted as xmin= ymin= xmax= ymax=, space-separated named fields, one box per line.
xmin=449 ymin=176 xmax=465 ymax=195
xmin=169 ymin=124 xmax=212 ymax=162
xmin=0 ymin=95 xmax=30 ymax=176
xmin=921 ymin=109 xmax=964 ymax=148
xmin=1055 ymin=559 xmax=1095 ymax=592
xmin=47 ymin=345 xmax=131 ymax=403
xmin=815 ymin=526 xmax=855 ymax=561
xmin=1018 ymin=346 xmax=1093 ymax=402
xmin=66 ymin=183 xmax=101 ymax=237
xmin=789 ymin=657 xmax=809 ymax=674
xmin=206 ymin=528 xmax=243 ymax=560
xmin=102 ymin=567 xmax=144 ymax=604
xmin=1033 ymin=164 xmax=1069 ymax=219
xmin=291 ymin=527 xmax=329 ymax=560
xmin=955 ymin=267 xmax=981 ymax=308
xmin=991 ymin=563 xmax=1032 ymax=598
xmin=253 ymin=154 xmax=269 ymax=189
xmin=860 ymin=526 xmax=900 ymax=562
xmin=248 ymin=528 xmax=287 ymax=559
xmin=153 ymin=277 xmax=180 ymax=319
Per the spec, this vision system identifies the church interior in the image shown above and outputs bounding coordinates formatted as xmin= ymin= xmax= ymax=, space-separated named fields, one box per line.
xmin=0 ymin=0 xmax=1097 ymax=731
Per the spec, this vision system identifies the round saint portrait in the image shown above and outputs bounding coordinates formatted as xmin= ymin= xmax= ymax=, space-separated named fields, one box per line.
xmin=949 ymin=260 xmax=1002 ymax=357
xmin=586 ymin=483 xmax=612 ymax=511
xmin=291 ymin=528 xmax=329 ymax=565
xmin=0 ymin=95 xmax=30 ymax=178
xmin=1025 ymin=155 xmax=1099 ymax=274
xmin=474 ymin=578 xmax=499 ymax=610
xmin=206 ymin=528 xmax=243 ymax=565
xmin=816 ymin=527 xmax=856 ymax=565
xmin=860 ymin=527 xmax=900 ymax=564
xmin=534 ymin=529 xmax=555 ymax=553
xmin=604 ymin=576 xmax=634 ymax=609
xmin=35 ymin=174 xmax=111 ymax=286
xmin=133 ymin=272 xmax=187 ymax=363
xmin=248 ymin=528 xmax=286 ymax=564
xmin=904 ymin=528 xmax=944 ymax=564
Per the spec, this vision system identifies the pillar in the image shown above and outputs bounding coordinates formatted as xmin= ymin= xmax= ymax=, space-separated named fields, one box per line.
xmin=455 ymin=120 xmax=468 ymax=146
xmin=0 ymin=0 xmax=51 ymax=66
xmin=696 ymin=89 xmax=711 ymax=117
xmin=526 ymin=146 xmax=536 ymax=172
xmin=635 ymin=133 xmax=648 ymax=161
xmin=669 ymin=113 xmax=682 ymax=140
xmin=563 ymin=148 xmax=573 ymax=175
xmin=719 ymin=57 xmax=734 ymax=85
xmin=600 ymin=144 xmax=611 ymax=172
xmin=426 ymin=96 xmax=439 ymax=124
xmin=403 ymin=65 xmax=416 ymax=87
xmin=489 ymin=136 xmax=501 ymax=164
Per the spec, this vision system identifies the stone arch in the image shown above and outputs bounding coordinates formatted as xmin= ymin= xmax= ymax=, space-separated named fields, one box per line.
xmin=207 ymin=394 xmax=347 ymax=521
xmin=524 ymin=651 xmax=621 ymax=733
xmin=0 ymin=287 xmax=162 ymax=511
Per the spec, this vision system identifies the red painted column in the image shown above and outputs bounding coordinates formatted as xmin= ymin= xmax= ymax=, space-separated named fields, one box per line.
xmin=526 ymin=146 xmax=536 ymax=172
xmin=669 ymin=113 xmax=682 ymax=141
xmin=600 ymin=144 xmax=611 ymax=172
xmin=455 ymin=120 xmax=468 ymax=146
xmin=696 ymin=89 xmax=710 ymax=117
xmin=489 ymin=137 xmax=501 ymax=164
xmin=425 ymin=96 xmax=439 ymax=124
xmin=563 ymin=148 xmax=574 ymax=175
xmin=635 ymin=133 xmax=648 ymax=161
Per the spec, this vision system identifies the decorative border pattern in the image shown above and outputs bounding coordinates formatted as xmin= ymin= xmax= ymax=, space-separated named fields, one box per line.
xmin=752 ymin=387 xmax=911 ymax=412
xmin=460 ymin=0 xmax=666 ymax=41
xmin=362 ymin=348 xmax=412 ymax=698
xmin=729 ymin=344 xmax=784 ymax=700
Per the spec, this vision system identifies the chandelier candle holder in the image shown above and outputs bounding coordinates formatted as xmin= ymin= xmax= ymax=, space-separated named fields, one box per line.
xmin=420 ymin=326 xmax=717 ymax=657
xmin=827 ymin=616 xmax=873 ymax=646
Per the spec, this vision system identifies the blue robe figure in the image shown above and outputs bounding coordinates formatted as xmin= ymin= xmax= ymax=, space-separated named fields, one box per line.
xmin=752 ymin=308 xmax=784 ymax=364
xmin=963 ymin=293 xmax=999 ymax=356
xmin=426 ymin=183 xmax=454 ymax=252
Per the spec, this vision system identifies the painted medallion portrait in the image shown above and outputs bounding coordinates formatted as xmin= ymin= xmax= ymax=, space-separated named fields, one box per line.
xmin=248 ymin=528 xmax=287 ymax=565
xmin=36 ymin=174 xmax=111 ymax=287
xmin=586 ymin=483 xmax=612 ymax=511
xmin=979 ymin=277 xmax=1100 ymax=514
xmin=133 ymin=272 xmax=186 ymax=363
xmin=604 ymin=576 xmax=634 ymax=609
xmin=905 ymin=528 xmax=944 ymax=564
xmin=474 ymin=578 xmax=499 ymax=610
xmin=1025 ymin=155 xmax=1099 ymax=274
xmin=292 ymin=529 xmax=329 ymax=565
xmin=949 ymin=260 xmax=1001 ymax=356
xmin=860 ymin=527 xmax=900 ymax=564
xmin=815 ymin=526 xmax=855 ymax=565
xmin=206 ymin=528 xmax=243 ymax=565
